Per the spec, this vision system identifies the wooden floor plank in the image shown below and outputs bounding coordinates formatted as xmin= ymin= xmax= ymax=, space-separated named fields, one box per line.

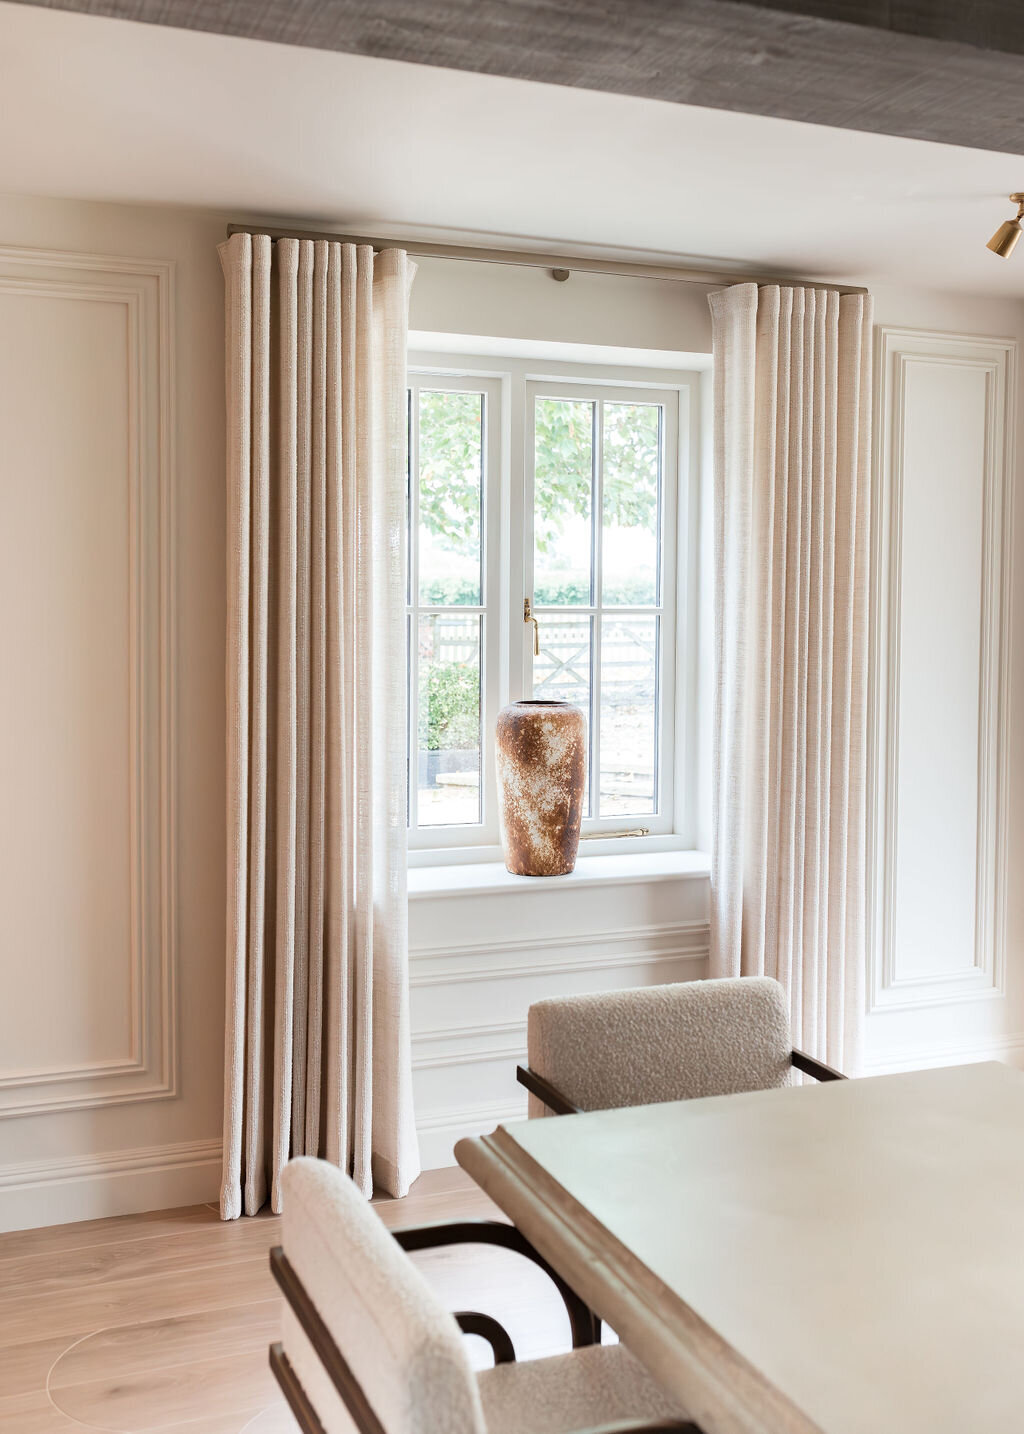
xmin=0 ymin=1205 xmax=220 ymax=1263
xmin=238 ymin=1406 xmax=299 ymax=1434
xmin=49 ymin=1300 xmax=283 ymax=1388
xmin=0 ymin=1210 xmax=281 ymax=1301
xmin=0 ymin=1390 xmax=88 ymax=1432
xmin=156 ymin=1416 xmax=280 ymax=1434
xmin=2 ymin=1252 xmax=276 ymax=1346
xmin=0 ymin=1331 xmax=90 ymax=1399
xmin=49 ymin=1345 xmax=279 ymax=1430
xmin=372 ymin=1181 xmax=500 ymax=1229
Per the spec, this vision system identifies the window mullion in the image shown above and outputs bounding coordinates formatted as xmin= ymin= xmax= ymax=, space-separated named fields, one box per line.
xmin=417 ymin=606 xmax=486 ymax=616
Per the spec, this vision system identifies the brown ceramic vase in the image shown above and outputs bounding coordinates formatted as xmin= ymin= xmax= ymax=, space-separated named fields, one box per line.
xmin=496 ymin=700 xmax=587 ymax=876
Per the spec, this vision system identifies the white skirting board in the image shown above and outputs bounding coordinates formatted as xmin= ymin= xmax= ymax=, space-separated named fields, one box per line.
xmin=860 ymin=1034 xmax=1024 ymax=1077
xmin=416 ymin=1097 xmax=528 ymax=1171
xmin=0 ymin=1139 xmax=222 ymax=1233
xmin=0 ymin=1115 xmax=507 ymax=1231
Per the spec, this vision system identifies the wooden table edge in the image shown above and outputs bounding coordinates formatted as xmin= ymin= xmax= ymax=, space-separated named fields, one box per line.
xmin=456 ymin=1124 xmax=825 ymax=1434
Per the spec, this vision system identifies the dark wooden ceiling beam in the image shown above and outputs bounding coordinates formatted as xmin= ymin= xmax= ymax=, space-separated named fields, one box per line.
xmin=14 ymin=0 xmax=1024 ymax=154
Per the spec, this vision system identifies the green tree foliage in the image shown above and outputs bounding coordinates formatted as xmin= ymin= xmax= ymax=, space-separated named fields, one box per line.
xmin=417 ymin=391 xmax=482 ymax=548
xmin=532 ymin=398 xmax=592 ymax=555
xmin=598 ymin=400 xmax=660 ymax=533
xmin=420 ymin=659 xmax=480 ymax=751
xmin=533 ymin=399 xmax=659 ymax=553
xmin=416 ymin=392 xmax=659 ymax=552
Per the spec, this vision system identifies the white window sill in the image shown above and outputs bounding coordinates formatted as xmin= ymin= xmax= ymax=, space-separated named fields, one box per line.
xmin=407 ymin=848 xmax=710 ymax=900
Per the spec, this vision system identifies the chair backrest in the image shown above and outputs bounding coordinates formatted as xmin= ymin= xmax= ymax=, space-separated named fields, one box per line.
xmin=280 ymin=1158 xmax=487 ymax=1434
xmin=527 ymin=976 xmax=792 ymax=1114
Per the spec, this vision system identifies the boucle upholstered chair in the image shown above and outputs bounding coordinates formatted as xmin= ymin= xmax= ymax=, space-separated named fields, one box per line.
xmin=271 ymin=1158 xmax=700 ymax=1434
xmin=517 ymin=976 xmax=845 ymax=1117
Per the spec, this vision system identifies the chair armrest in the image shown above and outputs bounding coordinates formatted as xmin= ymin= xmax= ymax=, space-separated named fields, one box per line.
xmin=790 ymin=1048 xmax=847 ymax=1082
xmin=454 ymin=1310 xmax=516 ymax=1364
xmin=392 ymin=1218 xmax=600 ymax=1348
xmin=516 ymin=1063 xmax=582 ymax=1116
xmin=270 ymin=1249 xmax=386 ymax=1434
xmin=576 ymin=1421 xmax=703 ymax=1433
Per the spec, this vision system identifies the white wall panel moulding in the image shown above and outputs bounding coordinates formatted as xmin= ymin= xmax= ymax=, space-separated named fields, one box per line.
xmin=409 ymin=920 xmax=710 ymax=988
xmin=869 ymin=326 xmax=1015 ymax=1014
xmin=412 ymin=1019 xmax=527 ymax=1071
xmin=0 ymin=245 xmax=177 ymax=1117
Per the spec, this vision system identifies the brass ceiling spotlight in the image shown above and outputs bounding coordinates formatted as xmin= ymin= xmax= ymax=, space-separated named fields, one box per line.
xmin=987 ymin=193 xmax=1024 ymax=258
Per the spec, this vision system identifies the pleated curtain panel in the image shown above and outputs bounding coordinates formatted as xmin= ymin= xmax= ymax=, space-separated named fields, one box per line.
xmin=709 ymin=282 xmax=873 ymax=1071
xmin=219 ymin=232 xmax=420 ymax=1219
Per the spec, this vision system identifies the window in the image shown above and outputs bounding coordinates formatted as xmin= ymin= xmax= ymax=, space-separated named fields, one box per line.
xmin=406 ymin=374 xmax=501 ymax=841
xmin=407 ymin=358 xmax=691 ymax=858
xmin=528 ymin=384 xmax=675 ymax=822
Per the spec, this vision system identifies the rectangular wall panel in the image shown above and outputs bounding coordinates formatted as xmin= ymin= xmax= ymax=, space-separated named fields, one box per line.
xmin=1 ymin=290 xmax=134 ymax=1074
xmin=870 ymin=328 xmax=1014 ymax=1010
xmin=0 ymin=247 xmax=175 ymax=1114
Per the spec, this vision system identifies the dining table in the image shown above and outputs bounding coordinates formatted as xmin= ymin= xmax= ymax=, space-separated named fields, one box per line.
xmin=455 ymin=1060 xmax=1024 ymax=1434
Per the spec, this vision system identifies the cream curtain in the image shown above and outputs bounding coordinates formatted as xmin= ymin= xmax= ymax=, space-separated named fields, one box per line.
xmin=708 ymin=282 xmax=873 ymax=1070
xmin=219 ymin=232 xmax=419 ymax=1218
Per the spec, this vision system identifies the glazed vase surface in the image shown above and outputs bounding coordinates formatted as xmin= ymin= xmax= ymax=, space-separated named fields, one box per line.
xmin=496 ymin=699 xmax=587 ymax=876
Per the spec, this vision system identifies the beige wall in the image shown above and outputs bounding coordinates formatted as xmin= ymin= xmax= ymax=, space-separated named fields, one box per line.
xmin=409 ymin=253 xmax=715 ymax=353
xmin=2 ymin=194 xmax=1023 ymax=1225
xmin=0 ymin=196 xmax=227 ymax=1227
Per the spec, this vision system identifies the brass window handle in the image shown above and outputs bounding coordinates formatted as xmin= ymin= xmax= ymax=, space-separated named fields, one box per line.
xmin=524 ymin=597 xmax=540 ymax=657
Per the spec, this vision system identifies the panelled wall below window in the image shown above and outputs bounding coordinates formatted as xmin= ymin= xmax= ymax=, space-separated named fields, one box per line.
xmin=409 ymin=865 xmax=711 ymax=1167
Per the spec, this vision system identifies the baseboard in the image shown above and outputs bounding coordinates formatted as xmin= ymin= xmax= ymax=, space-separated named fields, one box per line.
xmin=0 ymin=1137 xmax=222 ymax=1233
xmin=861 ymin=1033 xmax=1024 ymax=1076
xmin=417 ymin=1098 xmax=527 ymax=1170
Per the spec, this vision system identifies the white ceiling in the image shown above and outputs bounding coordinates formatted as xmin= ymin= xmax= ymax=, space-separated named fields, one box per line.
xmin=2 ymin=0 xmax=1024 ymax=296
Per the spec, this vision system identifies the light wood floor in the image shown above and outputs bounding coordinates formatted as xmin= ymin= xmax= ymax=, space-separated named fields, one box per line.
xmin=0 ymin=1167 xmax=578 ymax=1433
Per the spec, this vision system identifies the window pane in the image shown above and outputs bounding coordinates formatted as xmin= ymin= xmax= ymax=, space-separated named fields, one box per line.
xmin=417 ymin=614 xmax=481 ymax=826
xmin=599 ymin=615 xmax=658 ymax=816
xmin=533 ymin=613 xmax=593 ymax=816
xmin=534 ymin=398 xmax=593 ymax=606
xmin=418 ymin=390 xmax=482 ymax=606
xmin=602 ymin=402 xmax=661 ymax=606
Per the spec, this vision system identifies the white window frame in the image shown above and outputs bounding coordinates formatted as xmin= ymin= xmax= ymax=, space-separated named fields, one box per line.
xmin=407 ymin=352 xmax=701 ymax=866
xmin=523 ymin=378 xmax=678 ymax=837
xmin=406 ymin=371 xmax=503 ymax=850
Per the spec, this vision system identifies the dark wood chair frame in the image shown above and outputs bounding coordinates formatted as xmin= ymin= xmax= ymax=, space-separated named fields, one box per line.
xmin=516 ymin=1048 xmax=847 ymax=1118
xmin=269 ymin=1220 xmax=701 ymax=1434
